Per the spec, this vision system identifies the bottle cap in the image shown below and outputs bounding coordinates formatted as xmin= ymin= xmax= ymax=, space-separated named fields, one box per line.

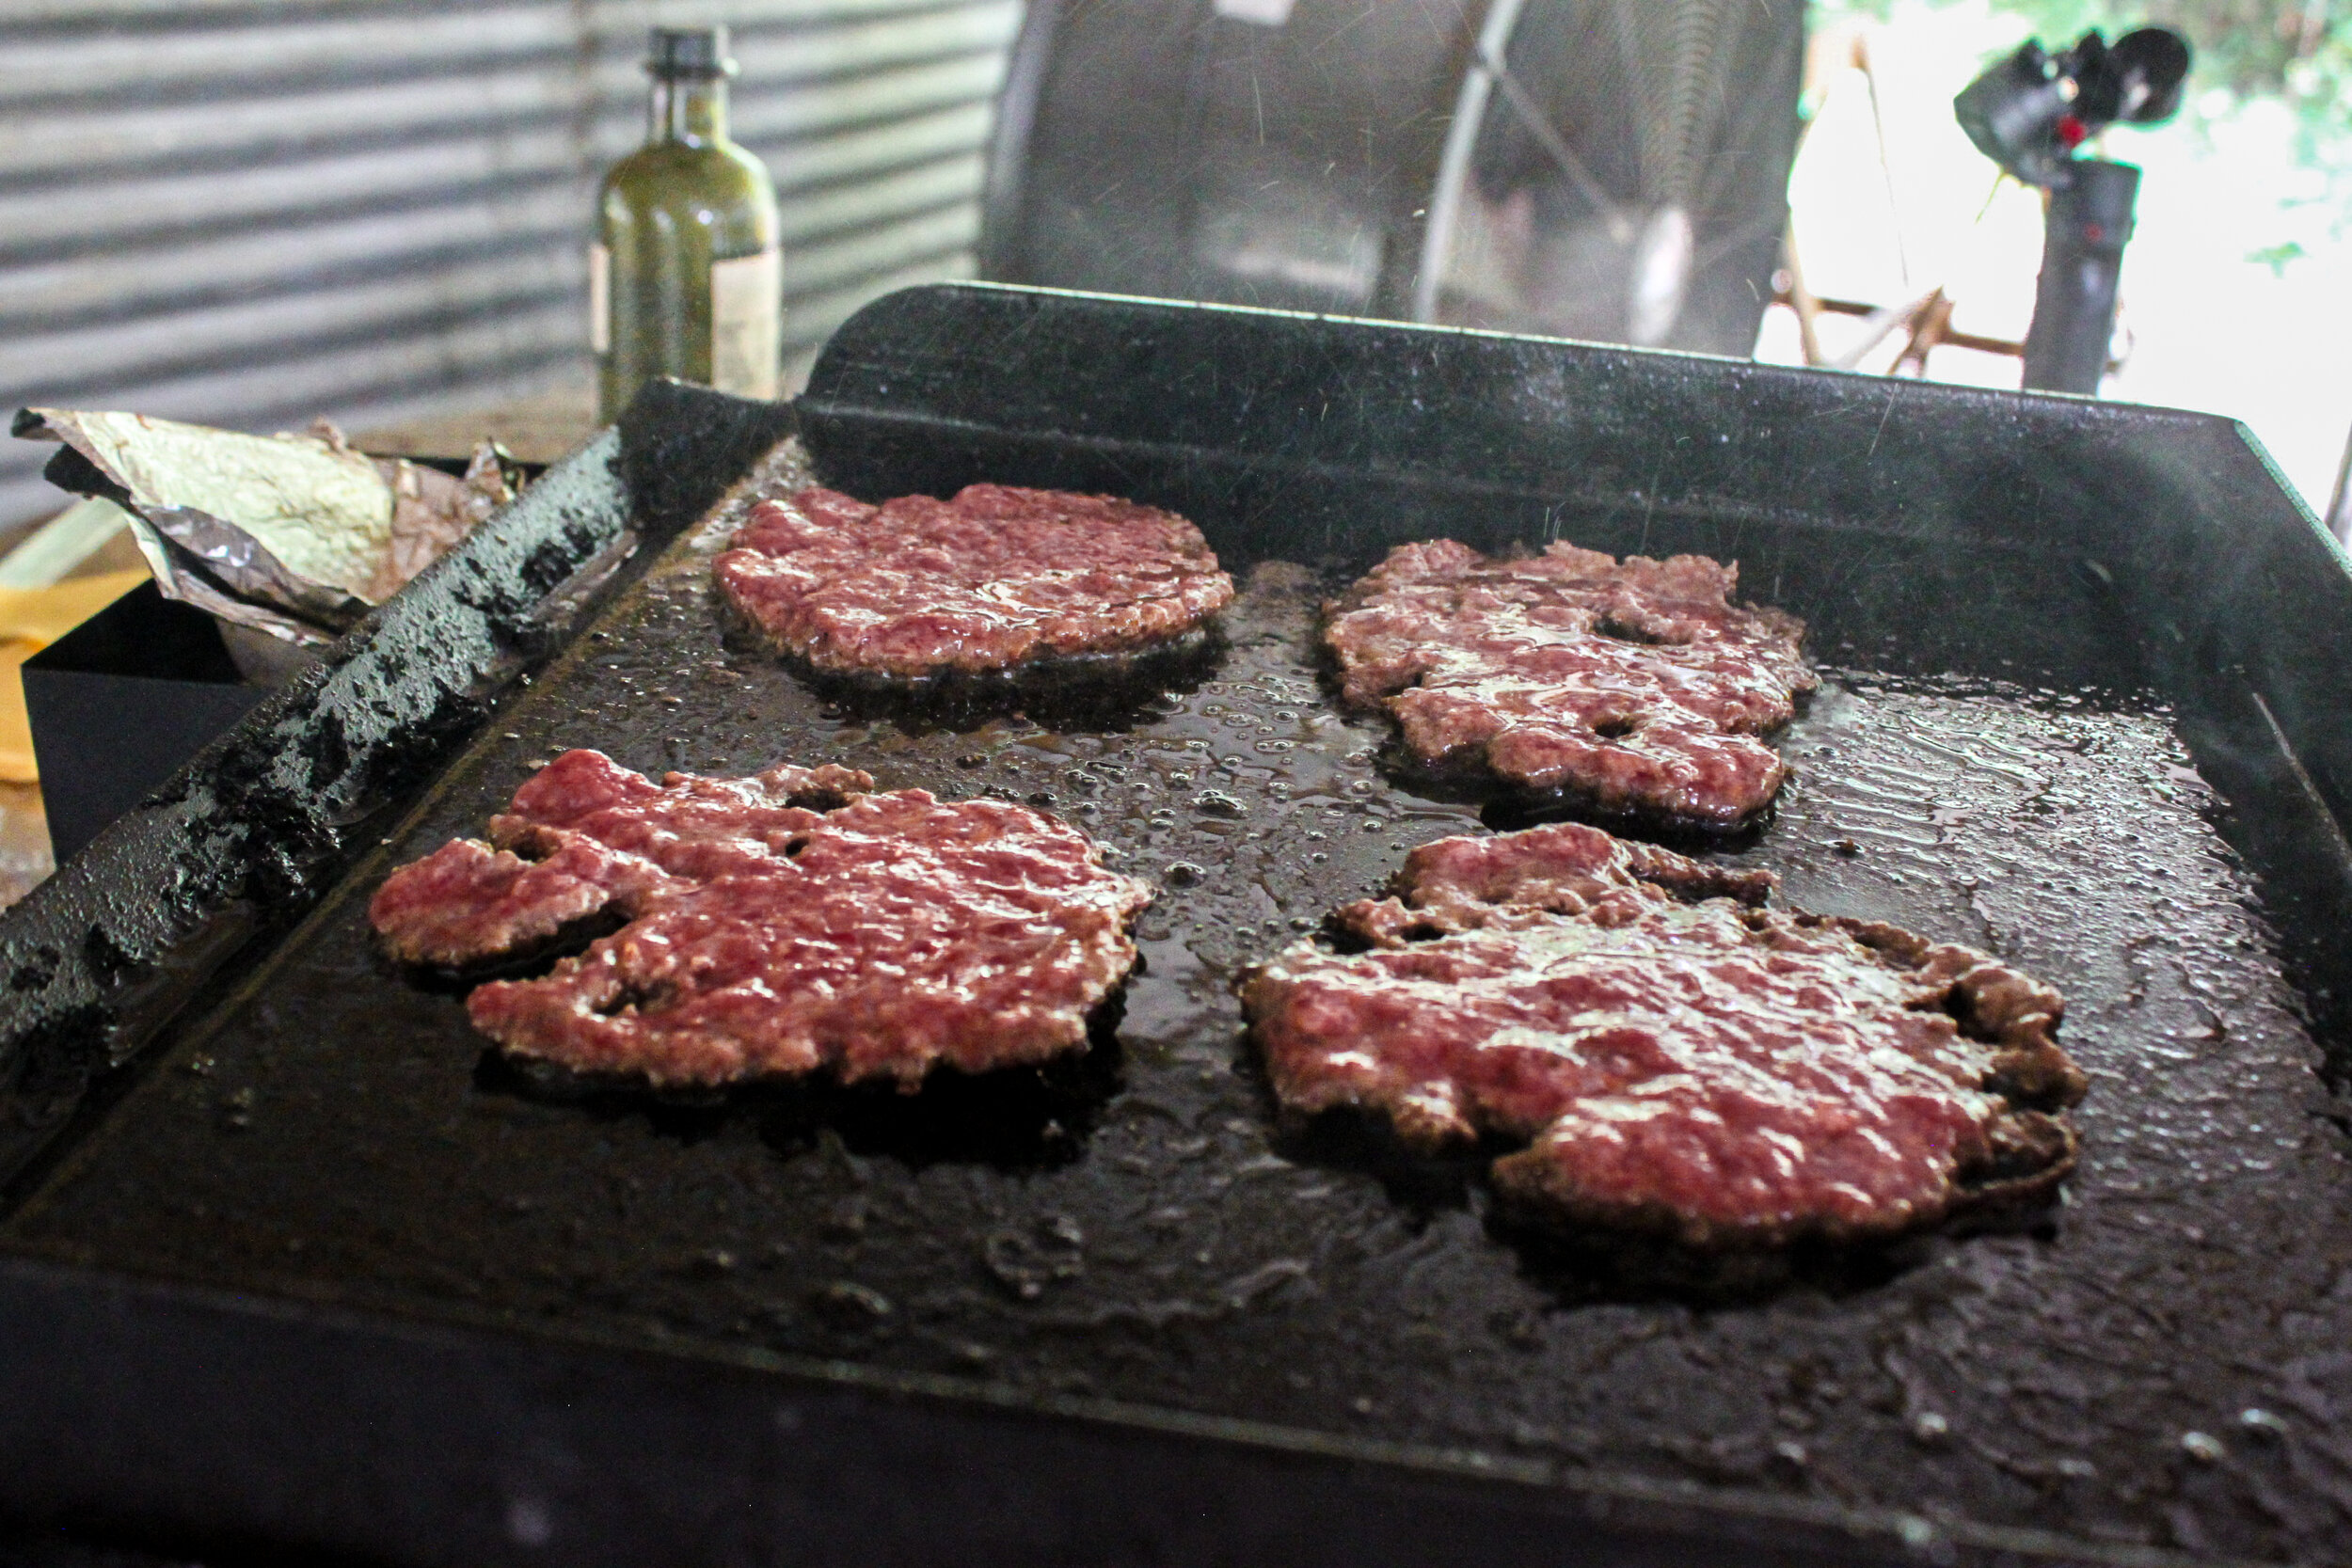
xmin=646 ymin=26 xmax=737 ymax=80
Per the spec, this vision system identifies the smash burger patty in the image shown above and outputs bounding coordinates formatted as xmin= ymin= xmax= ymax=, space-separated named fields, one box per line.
xmin=1243 ymin=823 xmax=2084 ymax=1248
xmin=1325 ymin=540 xmax=1816 ymax=832
xmin=370 ymin=751 xmax=1153 ymax=1087
xmin=713 ymin=483 xmax=1235 ymax=681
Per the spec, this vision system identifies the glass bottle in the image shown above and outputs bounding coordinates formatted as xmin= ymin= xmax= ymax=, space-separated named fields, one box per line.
xmin=592 ymin=26 xmax=783 ymax=420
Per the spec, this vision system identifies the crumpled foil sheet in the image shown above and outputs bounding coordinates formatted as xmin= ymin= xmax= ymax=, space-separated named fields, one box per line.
xmin=13 ymin=408 xmax=520 ymax=646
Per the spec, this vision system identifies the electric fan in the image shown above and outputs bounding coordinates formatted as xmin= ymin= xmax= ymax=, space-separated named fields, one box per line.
xmin=980 ymin=0 xmax=1803 ymax=356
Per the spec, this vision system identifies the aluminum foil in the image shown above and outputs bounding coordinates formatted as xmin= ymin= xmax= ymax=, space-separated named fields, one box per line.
xmin=13 ymin=409 xmax=519 ymax=646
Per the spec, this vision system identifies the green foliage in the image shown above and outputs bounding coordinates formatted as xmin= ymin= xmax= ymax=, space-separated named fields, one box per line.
xmin=2247 ymin=237 xmax=2310 ymax=272
xmin=1812 ymin=0 xmax=2351 ymax=177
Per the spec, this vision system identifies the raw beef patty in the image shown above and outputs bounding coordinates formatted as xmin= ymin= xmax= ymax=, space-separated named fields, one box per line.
xmin=715 ymin=483 xmax=1235 ymax=682
xmin=1325 ymin=540 xmax=1816 ymax=831
xmin=371 ymin=750 xmax=1154 ymax=1087
xmin=1243 ymin=822 xmax=2084 ymax=1248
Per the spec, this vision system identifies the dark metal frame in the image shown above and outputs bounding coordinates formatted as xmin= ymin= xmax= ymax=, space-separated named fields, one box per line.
xmin=0 ymin=381 xmax=795 ymax=1201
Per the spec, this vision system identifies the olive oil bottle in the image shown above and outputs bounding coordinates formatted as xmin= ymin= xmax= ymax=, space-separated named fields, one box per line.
xmin=592 ymin=26 xmax=782 ymax=420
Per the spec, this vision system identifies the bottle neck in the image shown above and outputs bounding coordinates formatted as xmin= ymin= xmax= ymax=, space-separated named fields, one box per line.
xmin=648 ymin=75 xmax=728 ymax=146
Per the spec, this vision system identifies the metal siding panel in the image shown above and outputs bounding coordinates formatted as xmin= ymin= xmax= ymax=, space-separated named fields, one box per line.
xmin=0 ymin=10 xmax=579 ymax=101
xmin=0 ymin=131 xmax=589 ymax=257
xmin=768 ymin=102 xmax=996 ymax=195
xmin=5 ymin=69 xmax=580 ymax=183
xmin=776 ymin=152 xmax=982 ymax=246
xmin=724 ymin=53 xmax=1009 ymax=149
xmin=1 ymin=183 xmax=589 ymax=329
xmin=0 ymin=250 xmax=585 ymax=397
xmin=28 ymin=298 xmax=589 ymax=422
xmin=783 ymin=247 xmax=977 ymax=355
xmin=0 ymin=0 xmax=1017 ymax=532
xmin=784 ymin=200 xmax=977 ymax=297
xmin=723 ymin=3 xmax=1020 ymax=84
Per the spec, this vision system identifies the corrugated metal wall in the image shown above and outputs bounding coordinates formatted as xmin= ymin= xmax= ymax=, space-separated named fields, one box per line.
xmin=0 ymin=0 xmax=1022 ymax=533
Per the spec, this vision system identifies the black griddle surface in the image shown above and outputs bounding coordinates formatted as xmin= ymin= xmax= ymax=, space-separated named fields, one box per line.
xmin=8 ymin=438 xmax=2351 ymax=1564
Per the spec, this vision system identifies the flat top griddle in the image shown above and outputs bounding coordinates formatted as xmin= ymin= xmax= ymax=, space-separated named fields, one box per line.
xmin=3 ymin=285 xmax=2352 ymax=1568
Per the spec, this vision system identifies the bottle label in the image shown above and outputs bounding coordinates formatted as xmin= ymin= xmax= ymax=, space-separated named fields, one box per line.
xmin=710 ymin=245 xmax=783 ymax=399
xmin=588 ymin=242 xmax=611 ymax=356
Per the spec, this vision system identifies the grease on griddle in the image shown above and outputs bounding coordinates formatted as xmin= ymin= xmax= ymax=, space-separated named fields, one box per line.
xmin=713 ymin=576 xmax=1233 ymax=733
xmin=472 ymin=1004 xmax=1127 ymax=1174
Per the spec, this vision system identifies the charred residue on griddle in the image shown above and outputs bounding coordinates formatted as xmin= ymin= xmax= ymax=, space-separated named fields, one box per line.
xmin=708 ymin=576 xmax=1234 ymax=734
xmin=376 ymin=900 xmax=635 ymax=994
xmin=1262 ymin=1099 xmax=1484 ymax=1221
xmin=1467 ymin=771 xmax=1779 ymax=854
xmin=1497 ymin=1216 xmax=1936 ymax=1310
xmin=469 ymin=998 xmax=1127 ymax=1174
